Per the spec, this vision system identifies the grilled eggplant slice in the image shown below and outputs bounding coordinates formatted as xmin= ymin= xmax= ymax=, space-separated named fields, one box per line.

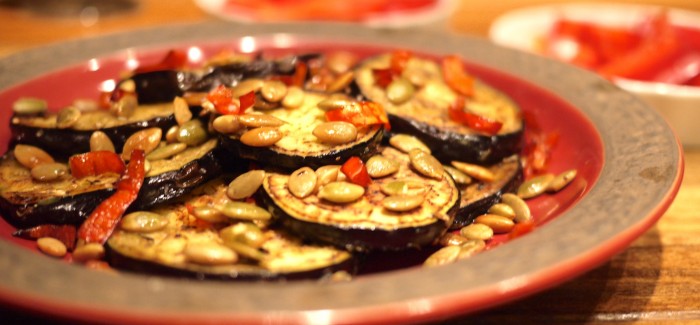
xmin=0 ymin=139 xmax=231 ymax=228
xmin=10 ymin=103 xmax=184 ymax=159
xmin=355 ymin=54 xmax=524 ymax=165
xmin=106 ymin=179 xmax=354 ymax=281
xmin=219 ymin=91 xmax=384 ymax=170
xmin=258 ymin=147 xmax=460 ymax=252
xmin=452 ymin=155 xmax=523 ymax=229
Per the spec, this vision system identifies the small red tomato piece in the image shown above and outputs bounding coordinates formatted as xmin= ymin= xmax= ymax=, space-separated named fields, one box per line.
xmin=340 ymin=156 xmax=371 ymax=188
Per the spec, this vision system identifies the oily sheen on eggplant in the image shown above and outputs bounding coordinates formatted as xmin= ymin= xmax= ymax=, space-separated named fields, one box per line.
xmin=219 ymin=91 xmax=384 ymax=170
xmin=106 ymin=179 xmax=355 ymax=281
xmin=355 ymin=54 xmax=524 ymax=165
xmin=257 ymin=147 xmax=461 ymax=252
xmin=0 ymin=139 xmax=230 ymax=228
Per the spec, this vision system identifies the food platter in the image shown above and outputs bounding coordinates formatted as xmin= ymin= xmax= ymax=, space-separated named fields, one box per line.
xmin=0 ymin=22 xmax=682 ymax=324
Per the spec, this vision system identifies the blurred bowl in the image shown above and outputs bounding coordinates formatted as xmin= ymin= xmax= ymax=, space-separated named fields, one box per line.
xmin=488 ymin=2 xmax=700 ymax=146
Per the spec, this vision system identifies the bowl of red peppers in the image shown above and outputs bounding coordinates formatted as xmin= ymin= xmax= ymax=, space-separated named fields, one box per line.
xmin=489 ymin=2 xmax=700 ymax=146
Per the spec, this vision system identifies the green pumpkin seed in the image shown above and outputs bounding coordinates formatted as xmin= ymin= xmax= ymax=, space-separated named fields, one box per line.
xmin=56 ymin=106 xmax=81 ymax=129
xmin=219 ymin=222 xmax=265 ymax=248
xmin=120 ymin=211 xmax=169 ymax=233
xmin=457 ymin=239 xmax=486 ymax=259
xmin=488 ymin=203 xmax=516 ymax=219
xmin=12 ymin=97 xmax=47 ymax=115
xmin=317 ymin=96 xmax=354 ymax=111
xmin=239 ymin=114 xmax=286 ymax=128
xmin=389 ymin=134 xmax=431 ymax=154
xmin=409 ymin=149 xmax=443 ymax=180
xmin=439 ymin=233 xmax=470 ymax=246
xmin=119 ymin=79 xmax=136 ymax=93
xmin=184 ymin=243 xmax=238 ymax=265
xmin=366 ymin=155 xmax=400 ymax=178
xmin=72 ymin=242 xmax=105 ymax=262
xmin=14 ymin=144 xmax=54 ymax=169
xmin=501 ymin=193 xmax=532 ymax=223
xmin=450 ymin=161 xmax=495 ymax=182
xmin=146 ymin=143 xmax=187 ymax=161
xmin=122 ymin=127 xmax=162 ymax=160
xmin=231 ymin=79 xmax=264 ymax=98
xmin=112 ymin=94 xmax=137 ymax=117
xmin=326 ymin=51 xmax=357 ymax=74
xmin=192 ymin=206 xmax=228 ymax=223
xmin=30 ymin=163 xmax=68 ymax=182
xmin=37 ymin=237 xmax=67 ymax=258
xmin=443 ymin=166 xmax=472 ymax=185
xmin=173 ymin=96 xmax=193 ymax=125
xmin=282 ymin=86 xmax=305 ymax=109
xmin=239 ymin=127 xmax=283 ymax=147
xmin=382 ymin=194 xmax=424 ymax=212
xmin=212 ymin=115 xmax=241 ymax=134
xmin=89 ymin=131 xmax=116 ymax=152
xmin=475 ymin=214 xmax=515 ymax=233
xmin=423 ymin=245 xmax=460 ymax=267
xmin=548 ymin=169 xmax=577 ymax=192
xmin=386 ymin=77 xmax=415 ymax=105
xmin=318 ymin=181 xmax=364 ymax=203
xmin=177 ymin=119 xmax=208 ymax=146
xmin=460 ymin=223 xmax=494 ymax=240
xmin=218 ymin=201 xmax=271 ymax=221
xmin=517 ymin=173 xmax=555 ymax=199
xmin=165 ymin=125 xmax=180 ymax=143
xmin=312 ymin=121 xmax=357 ymax=145
xmin=224 ymin=241 xmax=266 ymax=261
xmin=380 ymin=180 xmax=427 ymax=197
xmin=289 ymin=167 xmax=317 ymax=199
xmin=315 ymin=165 xmax=341 ymax=190
xmin=227 ymin=170 xmax=266 ymax=199
xmin=261 ymin=80 xmax=288 ymax=102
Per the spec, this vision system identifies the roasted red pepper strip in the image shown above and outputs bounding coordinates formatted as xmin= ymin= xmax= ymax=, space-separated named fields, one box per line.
xmin=13 ymin=224 xmax=77 ymax=251
xmin=325 ymin=101 xmax=390 ymax=131
xmin=509 ymin=220 xmax=535 ymax=239
xmin=448 ymin=96 xmax=502 ymax=135
xmin=390 ymin=49 xmax=413 ymax=75
xmin=340 ymin=156 xmax=371 ymax=187
xmin=239 ymin=90 xmax=256 ymax=111
xmin=69 ymin=151 xmax=126 ymax=179
xmin=135 ymin=49 xmax=188 ymax=73
xmin=442 ymin=55 xmax=475 ymax=97
xmin=78 ymin=150 xmax=146 ymax=244
xmin=207 ymin=85 xmax=239 ymax=115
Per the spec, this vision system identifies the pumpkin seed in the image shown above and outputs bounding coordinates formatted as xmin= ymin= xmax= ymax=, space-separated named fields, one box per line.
xmin=165 ymin=125 xmax=180 ymax=143
xmin=366 ymin=155 xmax=400 ymax=178
xmin=548 ymin=169 xmax=577 ymax=192
xmin=382 ymin=194 xmax=424 ymax=212
xmin=122 ymin=127 xmax=162 ymax=160
xmin=212 ymin=115 xmax=241 ymax=134
xmin=488 ymin=203 xmax=516 ymax=219
xmin=315 ymin=165 xmax=341 ymax=189
xmin=232 ymin=78 xmax=264 ymax=98
xmin=146 ymin=143 xmax=187 ymax=161
xmin=37 ymin=237 xmax=67 ymax=258
xmin=144 ymin=159 xmax=152 ymax=174
xmin=120 ymin=211 xmax=169 ymax=233
xmin=317 ymin=96 xmax=354 ymax=111
xmin=261 ymin=80 xmax=288 ymax=102
xmin=112 ymin=94 xmax=137 ymax=117
xmin=443 ymin=166 xmax=472 ymax=185
xmin=72 ymin=242 xmax=105 ymax=262
xmin=517 ymin=173 xmax=555 ymax=199
xmin=224 ymin=241 xmax=266 ymax=261
xmin=12 ymin=97 xmax=47 ymax=115
xmin=218 ymin=201 xmax=271 ymax=221
xmin=404 ymin=68 xmax=430 ymax=87
xmin=177 ymin=119 xmax=208 ymax=146
xmin=501 ymin=193 xmax=532 ymax=223
xmin=460 ymin=223 xmax=494 ymax=240
xmin=318 ymin=181 xmax=364 ymax=203
xmin=56 ymin=106 xmax=81 ymax=129
xmin=380 ymin=180 xmax=427 ymax=197
xmin=409 ymin=149 xmax=443 ymax=180
xmin=439 ymin=233 xmax=470 ymax=246
xmin=457 ymin=239 xmax=486 ymax=259
xmin=173 ymin=96 xmax=193 ymax=125
xmin=219 ymin=222 xmax=265 ymax=248
xmin=450 ymin=161 xmax=495 ymax=182
xmin=182 ymin=92 xmax=208 ymax=106
xmin=282 ymin=86 xmax=305 ymax=108
xmin=289 ymin=167 xmax=317 ymax=199
xmin=227 ymin=170 xmax=265 ymax=199
xmin=312 ymin=121 xmax=357 ymax=145
xmin=423 ymin=245 xmax=460 ymax=267
xmin=72 ymin=98 xmax=99 ymax=112
xmin=30 ymin=163 xmax=68 ymax=182
xmin=326 ymin=71 xmax=354 ymax=93
xmin=389 ymin=134 xmax=431 ymax=154
xmin=90 ymin=131 xmax=116 ymax=152
xmin=327 ymin=51 xmax=357 ymax=74
xmin=240 ymin=127 xmax=283 ymax=147
xmin=239 ymin=114 xmax=286 ymax=128
xmin=386 ymin=77 xmax=415 ymax=105
xmin=14 ymin=144 xmax=54 ymax=169
xmin=184 ymin=243 xmax=238 ymax=265
xmin=475 ymin=214 xmax=515 ymax=233
xmin=119 ymin=79 xmax=136 ymax=93
xmin=192 ymin=206 xmax=228 ymax=223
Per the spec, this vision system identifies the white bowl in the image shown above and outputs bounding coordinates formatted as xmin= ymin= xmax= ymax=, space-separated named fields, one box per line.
xmin=489 ymin=2 xmax=700 ymax=146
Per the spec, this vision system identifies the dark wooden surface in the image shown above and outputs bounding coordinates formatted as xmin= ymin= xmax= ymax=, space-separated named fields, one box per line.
xmin=1 ymin=1 xmax=699 ymax=323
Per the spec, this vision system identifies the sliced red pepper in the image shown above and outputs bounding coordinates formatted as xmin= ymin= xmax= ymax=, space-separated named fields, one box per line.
xmin=340 ymin=156 xmax=371 ymax=187
xmin=69 ymin=151 xmax=126 ymax=179
xmin=290 ymin=61 xmax=308 ymax=87
xmin=442 ymin=54 xmax=474 ymax=97
xmin=239 ymin=90 xmax=256 ymax=111
xmin=78 ymin=150 xmax=146 ymax=244
xmin=325 ymin=101 xmax=391 ymax=131
xmin=207 ymin=85 xmax=239 ymax=115
xmin=372 ymin=68 xmax=394 ymax=88
xmin=13 ymin=224 xmax=77 ymax=251
xmin=390 ymin=49 xmax=413 ymax=75
xmin=448 ymin=96 xmax=502 ymax=135
xmin=509 ymin=220 xmax=535 ymax=239
xmin=135 ymin=49 xmax=188 ymax=73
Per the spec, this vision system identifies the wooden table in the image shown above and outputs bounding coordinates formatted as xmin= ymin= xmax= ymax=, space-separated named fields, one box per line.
xmin=1 ymin=0 xmax=699 ymax=323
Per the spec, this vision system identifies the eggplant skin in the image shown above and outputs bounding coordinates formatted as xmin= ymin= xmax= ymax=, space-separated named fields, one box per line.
xmin=0 ymin=190 xmax=113 ymax=229
xmin=388 ymin=115 xmax=524 ymax=165
xmin=219 ymin=127 xmax=385 ymax=171
xmin=452 ymin=156 xmax=523 ymax=229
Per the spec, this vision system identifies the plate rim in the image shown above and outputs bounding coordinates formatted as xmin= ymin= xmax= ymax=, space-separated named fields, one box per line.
xmin=0 ymin=21 xmax=684 ymax=324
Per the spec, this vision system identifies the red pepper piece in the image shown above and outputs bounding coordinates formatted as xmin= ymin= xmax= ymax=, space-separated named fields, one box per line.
xmin=509 ymin=220 xmax=535 ymax=239
xmin=372 ymin=68 xmax=394 ymax=88
xmin=325 ymin=101 xmax=391 ymax=131
xmin=78 ymin=150 xmax=146 ymax=244
xmin=13 ymin=224 xmax=77 ymax=251
xmin=207 ymin=85 xmax=239 ymax=115
xmin=135 ymin=49 xmax=188 ymax=73
xmin=290 ymin=61 xmax=308 ymax=87
xmin=239 ymin=90 xmax=256 ymax=111
xmin=340 ymin=156 xmax=371 ymax=187
xmin=69 ymin=151 xmax=126 ymax=179
xmin=442 ymin=54 xmax=475 ymax=97
xmin=448 ymin=96 xmax=502 ymax=135
xmin=390 ymin=49 xmax=413 ymax=75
